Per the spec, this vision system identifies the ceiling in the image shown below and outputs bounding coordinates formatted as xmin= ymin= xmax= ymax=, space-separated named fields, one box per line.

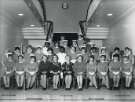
xmin=0 ymin=0 xmax=41 ymax=27
xmin=0 ymin=0 xmax=135 ymax=29
xmin=88 ymin=0 xmax=135 ymax=27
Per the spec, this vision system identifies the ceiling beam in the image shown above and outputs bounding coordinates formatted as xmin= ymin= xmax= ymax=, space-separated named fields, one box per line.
xmin=86 ymin=0 xmax=102 ymax=22
xmin=24 ymin=0 xmax=44 ymax=25
xmin=38 ymin=0 xmax=47 ymax=21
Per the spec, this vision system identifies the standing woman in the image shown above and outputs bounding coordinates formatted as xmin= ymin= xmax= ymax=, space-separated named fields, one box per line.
xmin=97 ymin=55 xmax=109 ymax=89
xmin=14 ymin=55 xmax=25 ymax=88
xmin=109 ymin=54 xmax=121 ymax=89
xmin=35 ymin=47 xmax=43 ymax=64
xmin=67 ymin=46 xmax=77 ymax=64
xmin=26 ymin=56 xmax=38 ymax=89
xmin=121 ymin=56 xmax=133 ymax=88
xmin=24 ymin=45 xmax=34 ymax=63
xmin=80 ymin=47 xmax=89 ymax=63
xmin=3 ymin=54 xmax=15 ymax=88
xmin=73 ymin=55 xmax=86 ymax=90
xmin=50 ymin=55 xmax=61 ymax=89
xmin=38 ymin=55 xmax=51 ymax=89
xmin=47 ymin=47 xmax=54 ymax=62
xmin=57 ymin=46 xmax=67 ymax=65
xmin=72 ymin=40 xmax=80 ymax=51
xmin=62 ymin=55 xmax=73 ymax=90
xmin=77 ymin=35 xmax=85 ymax=50
xmin=86 ymin=55 xmax=98 ymax=89
xmin=99 ymin=47 xmax=109 ymax=61
xmin=53 ymin=42 xmax=60 ymax=54
xmin=42 ymin=41 xmax=50 ymax=55
xmin=13 ymin=47 xmax=21 ymax=63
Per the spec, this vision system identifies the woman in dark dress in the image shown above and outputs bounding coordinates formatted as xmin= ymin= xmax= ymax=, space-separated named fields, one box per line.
xmin=38 ymin=55 xmax=51 ymax=89
xmin=62 ymin=55 xmax=73 ymax=90
xmin=50 ymin=55 xmax=61 ymax=89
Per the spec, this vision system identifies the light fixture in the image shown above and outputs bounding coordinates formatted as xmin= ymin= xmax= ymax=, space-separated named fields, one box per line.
xmin=62 ymin=0 xmax=69 ymax=9
xmin=107 ymin=13 xmax=113 ymax=16
xmin=30 ymin=24 xmax=35 ymax=27
xmin=96 ymin=25 xmax=101 ymax=27
xmin=18 ymin=13 xmax=24 ymax=16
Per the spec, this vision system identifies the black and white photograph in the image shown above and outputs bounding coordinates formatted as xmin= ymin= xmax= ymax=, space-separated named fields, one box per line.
xmin=0 ymin=0 xmax=135 ymax=102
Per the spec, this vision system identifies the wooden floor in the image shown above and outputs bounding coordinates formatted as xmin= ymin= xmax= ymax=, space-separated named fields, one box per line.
xmin=0 ymin=88 xmax=135 ymax=102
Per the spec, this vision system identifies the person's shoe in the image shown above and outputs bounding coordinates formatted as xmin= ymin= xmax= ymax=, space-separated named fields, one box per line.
xmin=42 ymin=87 xmax=47 ymax=90
xmin=78 ymin=88 xmax=83 ymax=91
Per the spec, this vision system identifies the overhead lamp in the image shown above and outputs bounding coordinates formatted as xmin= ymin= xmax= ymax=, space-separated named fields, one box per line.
xmin=62 ymin=0 xmax=69 ymax=9
xmin=107 ymin=13 xmax=113 ymax=16
xmin=18 ymin=13 xmax=24 ymax=16
xmin=30 ymin=24 xmax=35 ymax=27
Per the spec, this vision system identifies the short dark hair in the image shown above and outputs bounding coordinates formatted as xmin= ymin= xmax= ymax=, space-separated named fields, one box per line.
xmin=8 ymin=54 xmax=13 ymax=58
xmin=123 ymin=55 xmax=129 ymax=59
xmin=114 ymin=47 xmax=120 ymax=51
xmin=14 ymin=47 xmax=20 ymax=51
xmin=89 ymin=55 xmax=94 ymax=59
xmin=81 ymin=47 xmax=86 ymax=51
xmin=77 ymin=55 xmax=83 ymax=60
xmin=44 ymin=42 xmax=50 ymax=47
xmin=30 ymin=56 xmax=36 ymax=62
xmin=113 ymin=54 xmax=120 ymax=59
xmin=125 ymin=47 xmax=130 ymax=50
xmin=47 ymin=47 xmax=53 ymax=52
xmin=59 ymin=46 xmax=65 ymax=53
xmin=18 ymin=55 xmax=24 ymax=59
xmin=100 ymin=55 xmax=106 ymax=59
xmin=42 ymin=55 xmax=48 ymax=59
xmin=53 ymin=55 xmax=58 ymax=60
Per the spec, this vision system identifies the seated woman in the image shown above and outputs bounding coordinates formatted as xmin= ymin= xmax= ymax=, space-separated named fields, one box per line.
xmin=86 ymin=55 xmax=98 ymax=89
xmin=62 ymin=55 xmax=73 ymax=90
xmin=97 ymin=55 xmax=109 ymax=89
xmin=26 ymin=56 xmax=38 ymax=89
xmin=38 ymin=55 xmax=51 ymax=89
xmin=3 ymin=53 xmax=15 ymax=88
xmin=50 ymin=55 xmax=61 ymax=89
xmin=73 ymin=55 xmax=86 ymax=90
xmin=109 ymin=54 xmax=121 ymax=89
xmin=121 ymin=56 xmax=133 ymax=88
xmin=14 ymin=55 xmax=25 ymax=88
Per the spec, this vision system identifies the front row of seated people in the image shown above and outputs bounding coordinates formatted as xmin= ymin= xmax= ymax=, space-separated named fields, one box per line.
xmin=1 ymin=41 xmax=135 ymax=91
